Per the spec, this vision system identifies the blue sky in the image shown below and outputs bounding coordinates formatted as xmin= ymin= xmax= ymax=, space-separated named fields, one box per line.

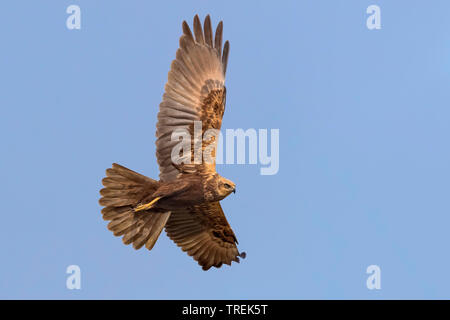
xmin=1 ymin=0 xmax=449 ymax=299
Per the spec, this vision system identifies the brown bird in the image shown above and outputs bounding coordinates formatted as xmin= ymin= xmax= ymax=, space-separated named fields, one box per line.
xmin=99 ymin=15 xmax=245 ymax=270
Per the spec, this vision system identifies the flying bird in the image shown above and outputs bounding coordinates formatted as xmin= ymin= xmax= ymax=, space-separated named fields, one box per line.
xmin=99 ymin=15 xmax=245 ymax=270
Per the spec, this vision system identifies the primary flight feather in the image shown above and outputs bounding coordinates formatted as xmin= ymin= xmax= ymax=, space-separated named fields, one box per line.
xmin=99 ymin=15 xmax=245 ymax=271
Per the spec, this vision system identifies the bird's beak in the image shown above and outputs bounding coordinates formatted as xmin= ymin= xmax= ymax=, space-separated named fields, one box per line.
xmin=232 ymin=187 xmax=236 ymax=194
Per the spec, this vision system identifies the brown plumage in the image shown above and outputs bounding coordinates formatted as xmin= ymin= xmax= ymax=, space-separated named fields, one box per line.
xmin=99 ymin=15 xmax=245 ymax=270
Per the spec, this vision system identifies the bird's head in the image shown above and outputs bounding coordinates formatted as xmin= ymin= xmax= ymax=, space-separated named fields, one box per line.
xmin=216 ymin=175 xmax=236 ymax=199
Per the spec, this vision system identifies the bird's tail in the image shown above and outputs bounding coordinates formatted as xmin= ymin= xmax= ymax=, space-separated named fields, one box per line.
xmin=99 ymin=163 xmax=171 ymax=250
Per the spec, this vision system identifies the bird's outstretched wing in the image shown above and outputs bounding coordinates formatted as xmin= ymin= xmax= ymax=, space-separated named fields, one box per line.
xmin=165 ymin=201 xmax=245 ymax=270
xmin=156 ymin=14 xmax=229 ymax=181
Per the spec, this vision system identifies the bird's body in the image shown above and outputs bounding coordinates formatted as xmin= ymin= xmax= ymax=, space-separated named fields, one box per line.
xmin=99 ymin=15 xmax=245 ymax=270
xmin=135 ymin=172 xmax=234 ymax=212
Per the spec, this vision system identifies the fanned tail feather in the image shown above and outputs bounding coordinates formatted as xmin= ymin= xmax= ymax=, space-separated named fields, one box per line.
xmin=99 ymin=163 xmax=171 ymax=250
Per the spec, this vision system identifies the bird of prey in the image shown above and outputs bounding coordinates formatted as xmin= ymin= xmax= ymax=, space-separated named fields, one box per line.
xmin=99 ymin=15 xmax=245 ymax=270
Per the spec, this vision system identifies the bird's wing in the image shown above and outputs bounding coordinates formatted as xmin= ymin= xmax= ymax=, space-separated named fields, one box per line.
xmin=156 ymin=14 xmax=229 ymax=182
xmin=165 ymin=202 xmax=245 ymax=270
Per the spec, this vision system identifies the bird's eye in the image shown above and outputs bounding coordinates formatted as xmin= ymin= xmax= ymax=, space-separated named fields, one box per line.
xmin=224 ymin=183 xmax=231 ymax=189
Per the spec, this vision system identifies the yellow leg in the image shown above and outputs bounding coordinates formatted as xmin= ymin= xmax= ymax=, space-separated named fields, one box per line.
xmin=134 ymin=197 xmax=161 ymax=212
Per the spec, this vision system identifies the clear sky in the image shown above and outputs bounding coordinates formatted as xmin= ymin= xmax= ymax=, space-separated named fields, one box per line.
xmin=1 ymin=0 xmax=450 ymax=299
